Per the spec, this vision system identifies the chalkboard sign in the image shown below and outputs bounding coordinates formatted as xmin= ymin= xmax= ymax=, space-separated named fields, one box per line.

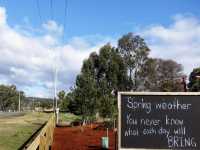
xmin=118 ymin=92 xmax=200 ymax=150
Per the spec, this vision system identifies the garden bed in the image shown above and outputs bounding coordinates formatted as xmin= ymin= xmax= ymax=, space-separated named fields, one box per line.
xmin=52 ymin=123 xmax=117 ymax=150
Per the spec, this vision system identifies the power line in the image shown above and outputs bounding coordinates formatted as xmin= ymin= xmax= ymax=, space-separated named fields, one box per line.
xmin=47 ymin=0 xmax=69 ymax=115
xmin=49 ymin=0 xmax=57 ymax=114
xmin=62 ymin=0 xmax=68 ymax=42
xmin=36 ymin=0 xmax=42 ymax=24
xmin=50 ymin=0 xmax=53 ymax=20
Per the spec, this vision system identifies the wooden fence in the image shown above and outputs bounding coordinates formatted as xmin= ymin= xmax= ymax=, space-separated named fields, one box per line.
xmin=25 ymin=114 xmax=55 ymax=150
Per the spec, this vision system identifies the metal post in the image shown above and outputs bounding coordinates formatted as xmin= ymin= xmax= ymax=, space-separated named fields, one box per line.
xmin=54 ymin=59 xmax=59 ymax=124
xmin=18 ymin=92 xmax=21 ymax=112
xmin=54 ymin=67 xmax=57 ymax=110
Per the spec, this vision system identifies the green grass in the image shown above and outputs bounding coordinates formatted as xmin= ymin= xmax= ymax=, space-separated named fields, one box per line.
xmin=0 ymin=112 xmax=51 ymax=150
xmin=59 ymin=113 xmax=81 ymax=122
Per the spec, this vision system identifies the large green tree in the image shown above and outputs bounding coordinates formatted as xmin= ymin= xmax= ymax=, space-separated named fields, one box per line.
xmin=68 ymin=44 xmax=128 ymax=120
xmin=118 ymin=33 xmax=150 ymax=90
xmin=141 ymin=58 xmax=184 ymax=91
xmin=73 ymin=57 xmax=99 ymax=122
xmin=97 ymin=44 xmax=127 ymax=118
xmin=65 ymin=33 xmax=186 ymax=122
xmin=188 ymin=67 xmax=200 ymax=91
xmin=0 ymin=85 xmax=25 ymax=111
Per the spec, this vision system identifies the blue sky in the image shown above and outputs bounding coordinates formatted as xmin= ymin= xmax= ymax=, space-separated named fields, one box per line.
xmin=0 ymin=0 xmax=200 ymax=97
xmin=2 ymin=0 xmax=200 ymax=38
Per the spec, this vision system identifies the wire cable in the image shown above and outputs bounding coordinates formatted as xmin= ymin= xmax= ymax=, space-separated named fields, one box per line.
xmin=36 ymin=0 xmax=42 ymax=24
xmin=62 ymin=0 xmax=68 ymax=43
xmin=50 ymin=0 xmax=53 ymax=20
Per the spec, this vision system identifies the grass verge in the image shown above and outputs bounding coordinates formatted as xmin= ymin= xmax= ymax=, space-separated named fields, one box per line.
xmin=0 ymin=112 xmax=51 ymax=150
xmin=59 ymin=113 xmax=81 ymax=123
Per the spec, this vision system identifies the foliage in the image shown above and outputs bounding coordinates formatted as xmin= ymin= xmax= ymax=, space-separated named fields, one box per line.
xmin=74 ymin=58 xmax=99 ymax=121
xmin=65 ymin=44 xmax=128 ymax=121
xmin=188 ymin=67 xmax=200 ymax=91
xmin=59 ymin=113 xmax=81 ymax=122
xmin=23 ymin=97 xmax=53 ymax=110
xmin=141 ymin=58 xmax=184 ymax=91
xmin=118 ymin=33 xmax=150 ymax=90
xmin=57 ymin=90 xmax=70 ymax=111
xmin=62 ymin=33 xmax=185 ymax=122
xmin=0 ymin=85 xmax=25 ymax=111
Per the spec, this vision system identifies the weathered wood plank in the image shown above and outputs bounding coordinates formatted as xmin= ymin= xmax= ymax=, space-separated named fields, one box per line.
xmin=26 ymin=114 xmax=55 ymax=150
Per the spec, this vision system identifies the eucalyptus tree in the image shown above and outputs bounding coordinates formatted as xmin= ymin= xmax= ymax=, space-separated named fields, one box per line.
xmin=118 ymin=33 xmax=150 ymax=90
xmin=141 ymin=58 xmax=184 ymax=92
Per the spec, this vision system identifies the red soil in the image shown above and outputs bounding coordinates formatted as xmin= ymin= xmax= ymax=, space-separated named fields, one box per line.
xmin=52 ymin=124 xmax=117 ymax=150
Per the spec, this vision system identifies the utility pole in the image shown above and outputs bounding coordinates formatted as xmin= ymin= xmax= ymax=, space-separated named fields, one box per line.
xmin=18 ymin=92 xmax=21 ymax=112
xmin=54 ymin=58 xmax=59 ymax=124
xmin=54 ymin=66 xmax=57 ymax=109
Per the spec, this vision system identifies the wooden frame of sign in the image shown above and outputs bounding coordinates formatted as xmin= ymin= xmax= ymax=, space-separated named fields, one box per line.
xmin=118 ymin=92 xmax=200 ymax=150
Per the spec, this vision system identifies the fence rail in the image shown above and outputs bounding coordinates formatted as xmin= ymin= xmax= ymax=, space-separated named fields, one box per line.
xmin=25 ymin=114 xmax=55 ymax=150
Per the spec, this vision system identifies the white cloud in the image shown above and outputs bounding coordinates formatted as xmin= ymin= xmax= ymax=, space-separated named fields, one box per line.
xmin=2 ymin=5 xmax=199 ymax=97
xmin=0 ymin=6 xmax=6 ymax=25
xmin=42 ymin=20 xmax=63 ymax=36
xmin=0 ymin=6 xmax=111 ymax=98
xmin=141 ymin=14 xmax=200 ymax=75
